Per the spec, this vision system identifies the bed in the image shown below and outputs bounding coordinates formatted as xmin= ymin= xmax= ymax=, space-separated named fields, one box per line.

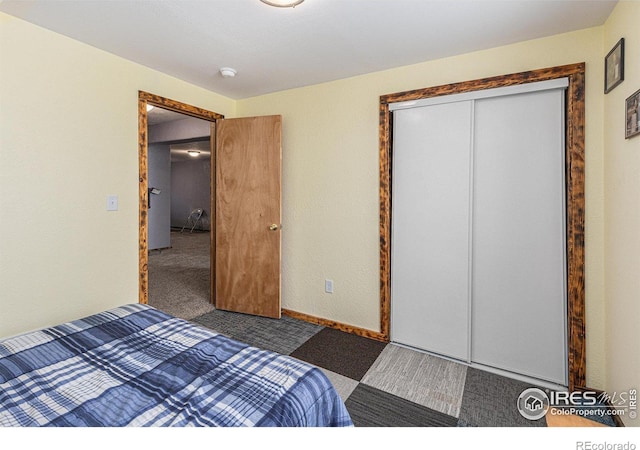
xmin=0 ymin=304 xmax=353 ymax=427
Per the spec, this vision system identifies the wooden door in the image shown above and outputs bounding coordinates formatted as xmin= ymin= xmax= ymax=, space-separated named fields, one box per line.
xmin=214 ymin=115 xmax=282 ymax=318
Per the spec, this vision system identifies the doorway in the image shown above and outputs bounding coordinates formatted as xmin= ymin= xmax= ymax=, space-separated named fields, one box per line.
xmin=146 ymin=105 xmax=214 ymax=319
xmin=138 ymin=92 xmax=283 ymax=319
xmin=138 ymin=91 xmax=222 ymax=309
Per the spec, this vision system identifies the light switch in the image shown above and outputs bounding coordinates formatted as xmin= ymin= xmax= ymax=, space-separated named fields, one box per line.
xmin=107 ymin=195 xmax=118 ymax=211
xmin=325 ymin=279 xmax=334 ymax=294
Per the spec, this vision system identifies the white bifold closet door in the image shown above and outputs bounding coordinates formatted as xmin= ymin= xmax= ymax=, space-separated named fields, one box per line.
xmin=391 ymin=80 xmax=568 ymax=386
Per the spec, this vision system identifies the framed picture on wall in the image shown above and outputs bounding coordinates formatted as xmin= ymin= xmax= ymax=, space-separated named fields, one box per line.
xmin=605 ymin=38 xmax=624 ymax=94
xmin=625 ymin=89 xmax=640 ymax=139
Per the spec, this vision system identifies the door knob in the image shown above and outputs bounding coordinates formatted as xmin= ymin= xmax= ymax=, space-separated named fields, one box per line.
xmin=269 ymin=224 xmax=280 ymax=231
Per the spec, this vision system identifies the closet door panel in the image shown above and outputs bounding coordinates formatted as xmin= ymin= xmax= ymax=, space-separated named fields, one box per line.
xmin=391 ymin=101 xmax=472 ymax=361
xmin=471 ymin=90 xmax=567 ymax=384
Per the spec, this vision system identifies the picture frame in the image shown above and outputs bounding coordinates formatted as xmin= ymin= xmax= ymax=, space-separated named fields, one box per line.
xmin=605 ymin=38 xmax=624 ymax=94
xmin=625 ymin=88 xmax=640 ymax=139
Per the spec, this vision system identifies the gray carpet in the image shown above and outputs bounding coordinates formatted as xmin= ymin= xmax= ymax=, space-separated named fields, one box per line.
xmin=361 ymin=344 xmax=467 ymax=417
xmin=149 ymin=231 xmax=616 ymax=428
xmin=148 ymin=231 xmax=215 ymax=320
xmin=190 ymin=306 xmax=591 ymax=427
xmin=345 ymin=384 xmax=458 ymax=427
xmin=457 ymin=367 xmax=546 ymax=427
xmin=290 ymin=328 xmax=387 ymax=380
xmin=192 ymin=309 xmax=323 ymax=355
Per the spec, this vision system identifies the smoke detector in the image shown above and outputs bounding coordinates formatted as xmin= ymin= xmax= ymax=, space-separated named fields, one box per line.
xmin=219 ymin=67 xmax=237 ymax=78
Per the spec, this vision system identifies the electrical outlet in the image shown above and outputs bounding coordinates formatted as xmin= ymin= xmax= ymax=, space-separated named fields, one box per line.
xmin=325 ymin=279 xmax=334 ymax=294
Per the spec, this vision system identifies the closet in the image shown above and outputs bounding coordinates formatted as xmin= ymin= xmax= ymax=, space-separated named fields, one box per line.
xmin=390 ymin=79 xmax=568 ymax=386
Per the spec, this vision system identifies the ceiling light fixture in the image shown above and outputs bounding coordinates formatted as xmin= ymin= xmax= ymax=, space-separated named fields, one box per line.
xmin=219 ymin=67 xmax=237 ymax=78
xmin=187 ymin=151 xmax=201 ymax=157
xmin=260 ymin=0 xmax=304 ymax=8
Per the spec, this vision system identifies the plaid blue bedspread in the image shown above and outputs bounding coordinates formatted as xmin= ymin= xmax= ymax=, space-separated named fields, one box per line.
xmin=0 ymin=304 xmax=353 ymax=427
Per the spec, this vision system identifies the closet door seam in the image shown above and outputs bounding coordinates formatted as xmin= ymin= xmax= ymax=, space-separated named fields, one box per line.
xmin=466 ymin=99 xmax=476 ymax=365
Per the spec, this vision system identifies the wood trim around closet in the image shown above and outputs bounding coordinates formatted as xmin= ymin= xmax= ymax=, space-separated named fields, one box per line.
xmin=378 ymin=63 xmax=586 ymax=390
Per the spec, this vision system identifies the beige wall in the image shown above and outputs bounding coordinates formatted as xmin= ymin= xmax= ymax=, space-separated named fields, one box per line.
xmin=0 ymin=13 xmax=235 ymax=337
xmin=604 ymin=1 xmax=640 ymax=427
xmin=237 ymin=27 xmax=608 ymax=389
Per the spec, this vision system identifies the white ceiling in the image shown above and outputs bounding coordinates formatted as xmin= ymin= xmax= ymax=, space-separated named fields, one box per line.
xmin=0 ymin=0 xmax=617 ymax=99
xmin=147 ymin=107 xmax=190 ymax=126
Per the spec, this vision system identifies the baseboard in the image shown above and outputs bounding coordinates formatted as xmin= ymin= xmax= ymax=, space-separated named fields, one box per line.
xmin=282 ymin=308 xmax=388 ymax=342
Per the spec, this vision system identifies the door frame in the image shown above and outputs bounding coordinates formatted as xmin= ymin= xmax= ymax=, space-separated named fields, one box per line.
xmin=378 ymin=63 xmax=586 ymax=390
xmin=138 ymin=91 xmax=224 ymax=305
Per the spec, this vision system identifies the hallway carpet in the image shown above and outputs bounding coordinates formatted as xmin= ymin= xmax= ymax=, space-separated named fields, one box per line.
xmin=148 ymin=231 xmax=214 ymax=320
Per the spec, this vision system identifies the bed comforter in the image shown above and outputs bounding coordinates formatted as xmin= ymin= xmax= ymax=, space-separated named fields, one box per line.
xmin=0 ymin=304 xmax=352 ymax=427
